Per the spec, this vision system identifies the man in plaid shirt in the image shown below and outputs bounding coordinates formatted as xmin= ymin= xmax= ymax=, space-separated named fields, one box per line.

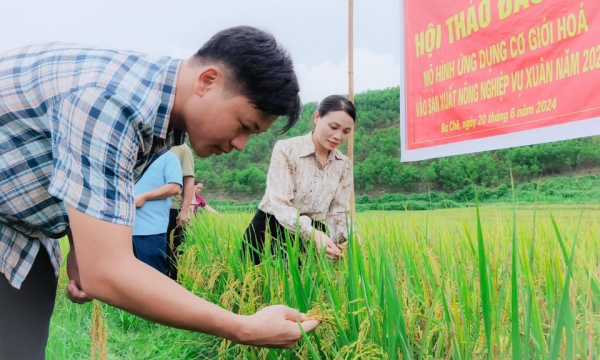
xmin=0 ymin=26 xmax=318 ymax=359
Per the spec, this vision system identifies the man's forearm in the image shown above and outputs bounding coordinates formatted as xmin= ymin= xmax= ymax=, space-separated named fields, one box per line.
xmin=180 ymin=176 xmax=195 ymax=213
xmin=66 ymin=205 xmax=320 ymax=348
xmin=67 ymin=206 xmax=246 ymax=342
xmin=141 ymin=183 xmax=181 ymax=201
xmin=90 ymin=256 xmax=245 ymax=340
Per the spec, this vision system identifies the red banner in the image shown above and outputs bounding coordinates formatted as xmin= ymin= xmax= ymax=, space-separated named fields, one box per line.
xmin=400 ymin=0 xmax=600 ymax=161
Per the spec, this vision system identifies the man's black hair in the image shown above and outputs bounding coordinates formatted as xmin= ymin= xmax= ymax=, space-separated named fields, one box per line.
xmin=193 ymin=26 xmax=301 ymax=132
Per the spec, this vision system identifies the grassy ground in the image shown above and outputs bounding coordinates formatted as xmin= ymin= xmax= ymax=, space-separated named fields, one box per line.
xmin=47 ymin=204 xmax=600 ymax=359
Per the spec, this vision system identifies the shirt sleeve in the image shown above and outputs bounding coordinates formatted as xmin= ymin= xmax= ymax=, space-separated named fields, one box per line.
xmin=48 ymin=87 xmax=140 ymax=226
xmin=266 ymin=141 xmax=314 ymax=240
xmin=197 ymin=195 xmax=206 ymax=207
xmin=163 ymin=153 xmax=183 ymax=186
xmin=180 ymin=145 xmax=195 ymax=178
xmin=326 ymin=160 xmax=356 ymax=243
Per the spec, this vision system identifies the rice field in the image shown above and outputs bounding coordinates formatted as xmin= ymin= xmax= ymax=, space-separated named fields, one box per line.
xmin=47 ymin=203 xmax=600 ymax=359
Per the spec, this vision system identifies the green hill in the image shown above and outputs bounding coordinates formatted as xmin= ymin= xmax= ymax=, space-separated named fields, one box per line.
xmin=194 ymin=87 xmax=600 ymax=203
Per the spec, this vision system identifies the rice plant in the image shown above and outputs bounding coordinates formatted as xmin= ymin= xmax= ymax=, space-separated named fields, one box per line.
xmin=48 ymin=204 xmax=600 ymax=359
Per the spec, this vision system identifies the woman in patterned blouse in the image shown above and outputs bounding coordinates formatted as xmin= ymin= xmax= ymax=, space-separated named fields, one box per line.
xmin=242 ymin=95 xmax=358 ymax=265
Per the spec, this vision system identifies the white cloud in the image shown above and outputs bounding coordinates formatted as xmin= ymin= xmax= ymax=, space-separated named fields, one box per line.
xmin=1 ymin=0 xmax=401 ymax=105
xmin=296 ymin=47 xmax=400 ymax=103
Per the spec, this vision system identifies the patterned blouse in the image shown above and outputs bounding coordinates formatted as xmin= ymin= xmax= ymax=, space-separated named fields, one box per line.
xmin=258 ymin=132 xmax=356 ymax=243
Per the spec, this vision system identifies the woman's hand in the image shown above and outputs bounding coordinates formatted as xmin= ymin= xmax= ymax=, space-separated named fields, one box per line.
xmin=313 ymin=230 xmax=343 ymax=261
xmin=340 ymin=232 xmax=362 ymax=248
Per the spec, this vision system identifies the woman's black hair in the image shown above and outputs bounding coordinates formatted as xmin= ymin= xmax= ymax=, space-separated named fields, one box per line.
xmin=317 ymin=95 xmax=356 ymax=122
xmin=194 ymin=180 xmax=203 ymax=185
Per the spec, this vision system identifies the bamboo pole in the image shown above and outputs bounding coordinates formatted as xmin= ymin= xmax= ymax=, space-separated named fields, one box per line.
xmin=348 ymin=0 xmax=356 ymax=219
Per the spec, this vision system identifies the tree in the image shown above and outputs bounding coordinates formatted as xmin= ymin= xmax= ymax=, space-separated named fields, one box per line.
xmin=188 ymin=87 xmax=600 ymax=199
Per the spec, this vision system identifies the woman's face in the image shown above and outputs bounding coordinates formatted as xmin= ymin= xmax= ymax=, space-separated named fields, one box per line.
xmin=312 ymin=110 xmax=354 ymax=151
xmin=194 ymin=183 xmax=203 ymax=194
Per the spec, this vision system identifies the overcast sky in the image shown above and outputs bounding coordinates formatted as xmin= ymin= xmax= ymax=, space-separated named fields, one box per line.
xmin=1 ymin=0 xmax=401 ymax=102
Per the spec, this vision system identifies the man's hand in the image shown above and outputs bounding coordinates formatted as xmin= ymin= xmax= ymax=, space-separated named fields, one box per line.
xmin=235 ymin=305 xmax=320 ymax=348
xmin=66 ymin=248 xmax=92 ymax=304
xmin=313 ymin=230 xmax=343 ymax=261
xmin=178 ymin=176 xmax=195 ymax=227
xmin=176 ymin=208 xmax=189 ymax=227
xmin=135 ymin=194 xmax=147 ymax=208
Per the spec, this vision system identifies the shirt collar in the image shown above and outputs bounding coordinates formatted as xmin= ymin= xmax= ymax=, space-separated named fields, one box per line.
xmin=299 ymin=132 xmax=317 ymax=158
xmin=154 ymin=58 xmax=183 ymax=144
xmin=299 ymin=132 xmax=344 ymax=162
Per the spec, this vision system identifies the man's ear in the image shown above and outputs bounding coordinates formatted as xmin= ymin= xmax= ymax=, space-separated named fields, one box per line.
xmin=193 ymin=66 xmax=223 ymax=97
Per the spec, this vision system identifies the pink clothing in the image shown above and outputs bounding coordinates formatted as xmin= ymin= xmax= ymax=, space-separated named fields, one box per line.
xmin=192 ymin=194 xmax=206 ymax=214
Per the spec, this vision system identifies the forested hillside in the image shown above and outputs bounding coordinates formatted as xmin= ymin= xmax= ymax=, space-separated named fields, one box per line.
xmin=194 ymin=87 xmax=600 ymax=200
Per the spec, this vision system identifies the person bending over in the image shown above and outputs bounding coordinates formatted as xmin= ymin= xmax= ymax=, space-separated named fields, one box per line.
xmin=243 ymin=95 xmax=360 ymax=265
xmin=0 ymin=26 xmax=317 ymax=359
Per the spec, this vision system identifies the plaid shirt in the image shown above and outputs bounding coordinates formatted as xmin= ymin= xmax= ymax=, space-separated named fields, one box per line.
xmin=0 ymin=43 xmax=185 ymax=289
